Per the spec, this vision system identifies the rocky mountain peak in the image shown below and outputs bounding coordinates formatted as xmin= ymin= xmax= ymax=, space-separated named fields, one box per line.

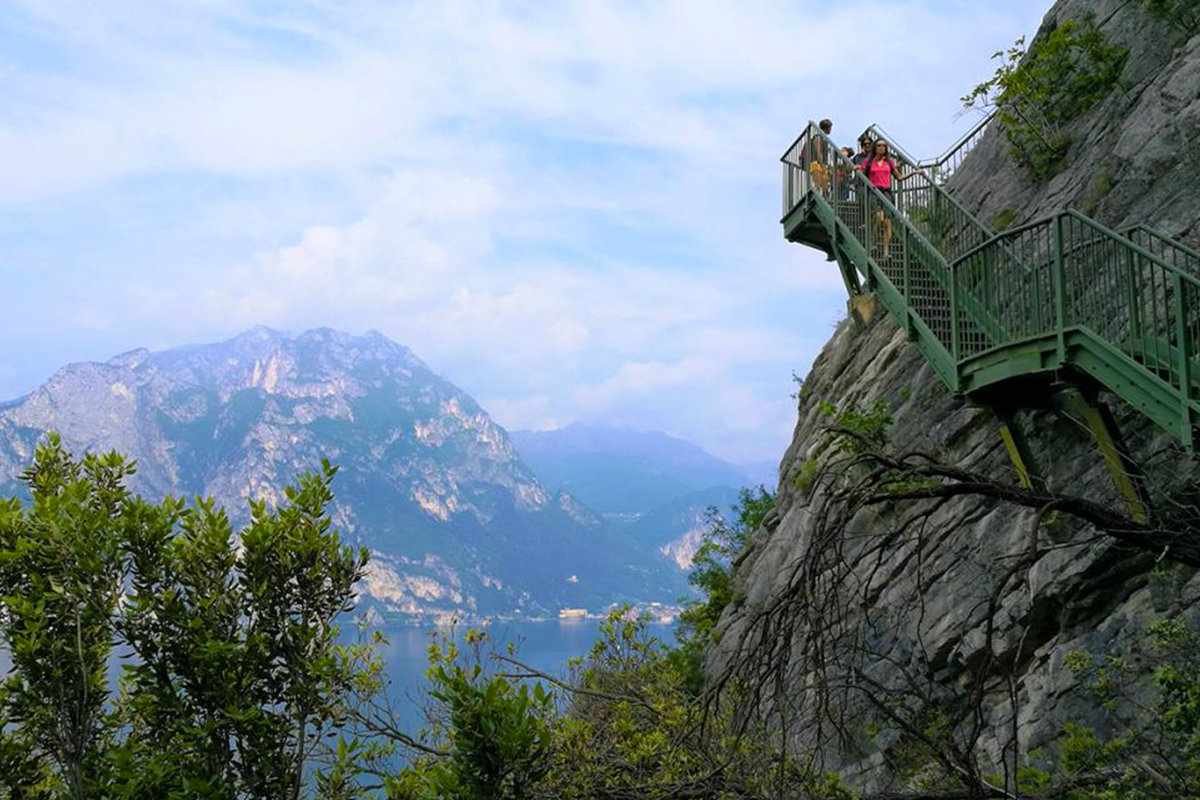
xmin=0 ymin=327 xmax=685 ymax=621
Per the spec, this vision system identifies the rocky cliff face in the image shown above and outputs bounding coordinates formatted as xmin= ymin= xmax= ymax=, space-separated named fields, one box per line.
xmin=0 ymin=327 xmax=684 ymax=622
xmin=712 ymin=2 xmax=1200 ymax=790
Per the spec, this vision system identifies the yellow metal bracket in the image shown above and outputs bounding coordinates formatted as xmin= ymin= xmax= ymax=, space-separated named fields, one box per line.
xmin=1051 ymin=387 xmax=1151 ymax=524
xmin=992 ymin=406 xmax=1049 ymax=495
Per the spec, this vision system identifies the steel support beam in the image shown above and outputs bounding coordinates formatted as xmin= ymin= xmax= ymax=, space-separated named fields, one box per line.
xmin=1051 ymin=387 xmax=1151 ymax=524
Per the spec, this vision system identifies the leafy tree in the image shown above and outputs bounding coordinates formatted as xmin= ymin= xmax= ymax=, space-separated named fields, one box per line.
xmin=385 ymin=630 xmax=553 ymax=800
xmin=0 ymin=436 xmax=129 ymax=800
xmin=0 ymin=435 xmax=368 ymax=799
xmin=1059 ymin=616 xmax=1200 ymax=799
xmin=672 ymin=486 xmax=774 ymax=693
xmin=1138 ymin=0 xmax=1200 ymax=37
xmin=963 ymin=16 xmax=1128 ymax=176
xmin=537 ymin=609 xmax=850 ymax=800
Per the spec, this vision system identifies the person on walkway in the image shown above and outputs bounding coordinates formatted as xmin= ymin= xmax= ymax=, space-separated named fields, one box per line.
xmin=859 ymin=139 xmax=923 ymax=258
xmin=852 ymin=135 xmax=872 ymax=170
xmin=808 ymin=118 xmax=834 ymax=195
xmin=849 ymin=136 xmax=871 ymax=205
xmin=836 ymin=147 xmax=855 ymax=201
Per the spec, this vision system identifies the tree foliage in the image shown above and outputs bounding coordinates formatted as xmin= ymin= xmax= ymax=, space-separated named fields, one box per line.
xmin=963 ymin=16 xmax=1127 ymax=176
xmin=671 ymin=486 xmax=774 ymax=693
xmin=1138 ymin=0 xmax=1200 ymax=37
xmin=387 ymin=630 xmax=553 ymax=800
xmin=0 ymin=434 xmax=368 ymax=799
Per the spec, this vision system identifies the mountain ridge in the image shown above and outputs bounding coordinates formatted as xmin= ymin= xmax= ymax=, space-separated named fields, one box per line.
xmin=0 ymin=327 xmax=686 ymax=623
xmin=510 ymin=422 xmax=757 ymax=515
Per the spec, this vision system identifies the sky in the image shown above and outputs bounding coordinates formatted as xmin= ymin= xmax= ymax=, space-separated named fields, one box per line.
xmin=0 ymin=0 xmax=1049 ymax=464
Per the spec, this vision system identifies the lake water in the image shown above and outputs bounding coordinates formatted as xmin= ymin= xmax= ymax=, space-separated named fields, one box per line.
xmin=0 ymin=618 xmax=678 ymax=740
xmin=367 ymin=618 xmax=676 ymax=732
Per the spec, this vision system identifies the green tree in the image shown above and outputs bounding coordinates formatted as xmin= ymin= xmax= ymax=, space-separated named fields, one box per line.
xmin=1059 ymin=616 xmax=1200 ymax=799
xmin=0 ymin=436 xmax=129 ymax=800
xmin=671 ymin=486 xmax=774 ymax=693
xmin=385 ymin=631 xmax=553 ymax=800
xmin=0 ymin=436 xmax=368 ymax=800
xmin=963 ymin=16 xmax=1127 ymax=176
xmin=538 ymin=609 xmax=850 ymax=800
xmin=1138 ymin=0 xmax=1200 ymax=37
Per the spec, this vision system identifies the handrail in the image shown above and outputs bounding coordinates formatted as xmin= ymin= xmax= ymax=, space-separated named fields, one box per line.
xmin=783 ymin=122 xmax=1009 ymax=358
xmin=950 ymin=212 xmax=1200 ymax=291
xmin=1125 ymin=224 xmax=1200 ymax=257
xmin=1068 ymin=212 xmax=1200 ymax=289
xmin=849 ymin=115 xmax=1007 ymax=270
xmin=860 ymin=110 xmax=996 ymax=174
xmin=1124 ymin=224 xmax=1200 ymax=275
xmin=789 ymin=124 xmax=950 ymax=259
xmin=860 ymin=123 xmax=920 ymax=166
xmin=921 ymin=111 xmax=996 ymax=169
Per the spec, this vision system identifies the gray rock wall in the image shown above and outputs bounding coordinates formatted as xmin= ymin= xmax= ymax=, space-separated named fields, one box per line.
xmin=951 ymin=0 xmax=1200 ymax=239
xmin=710 ymin=1 xmax=1200 ymax=790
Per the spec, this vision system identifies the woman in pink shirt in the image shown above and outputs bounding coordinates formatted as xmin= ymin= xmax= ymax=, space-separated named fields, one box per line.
xmin=859 ymin=139 xmax=923 ymax=258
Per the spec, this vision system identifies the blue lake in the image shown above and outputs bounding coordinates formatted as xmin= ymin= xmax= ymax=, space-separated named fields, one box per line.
xmin=0 ymin=618 xmax=678 ymax=740
xmin=364 ymin=618 xmax=676 ymax=733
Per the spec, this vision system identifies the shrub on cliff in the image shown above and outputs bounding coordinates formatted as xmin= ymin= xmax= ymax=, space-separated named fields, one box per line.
xmin=963 ymin=15 xmax=1128 ymax=176
xmin=381 ymin=609 xmax=849 ymax=800
xmin=1139 ymin=0 xmax=1200 ymax=38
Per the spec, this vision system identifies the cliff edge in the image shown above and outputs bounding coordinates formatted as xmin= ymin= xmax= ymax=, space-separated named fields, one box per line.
xmin=712 ymin=0 xmax=1200 ymax=791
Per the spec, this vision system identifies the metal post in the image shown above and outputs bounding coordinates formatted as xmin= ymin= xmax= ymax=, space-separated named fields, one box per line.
xmin=1031 ymin=252 xmax=1044 ymax=333
xmin=949 ymin=244 xmax=960 ymax=370
xmin=1052 ymin=215 xmax=1067 ymax=366
xmin=865 ymin=193 xmax=873 ymax=263
xmin=1173 ymin=274 xmax=1195 ymax=450
xmin=1125 ymin=247 xmax=1142 ymax=342
xmin=1051 ymin=387 xmax=1151 ymax=524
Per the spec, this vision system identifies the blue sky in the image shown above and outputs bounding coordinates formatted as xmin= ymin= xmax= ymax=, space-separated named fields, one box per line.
xmin=0 ymin=0 xmax=1048 ymax=463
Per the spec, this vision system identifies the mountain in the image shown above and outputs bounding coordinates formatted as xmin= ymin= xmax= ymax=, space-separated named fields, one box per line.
xmin=624 ymin=486 xmax=741 ymax=570
xmin=0 ymin=327 xmax=685 ymax=622
xmin=734 ymin=460 xmax=778 ymax=491
xmin=509 ymin=423 xmax=756 ymax=515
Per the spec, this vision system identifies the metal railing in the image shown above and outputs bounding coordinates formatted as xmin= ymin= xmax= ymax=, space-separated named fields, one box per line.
xmin=863 ymin=111 xmax=996 ymax=187
xmin=782 ymin=123 xmax=998 ymax=368
xmin=1125 ymin=224 xmax=1200 ymax=276
xmin=782 ymin=119 xmax=1200 ymax=449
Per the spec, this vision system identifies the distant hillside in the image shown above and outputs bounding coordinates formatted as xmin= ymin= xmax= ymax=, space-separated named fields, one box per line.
xmin=509 ymin=423 xmax=756 ymax=515
xmin=0 ymin=327 xmax=686 ymax=622
xmin=625 ymin=485 xmax=742 ymax=570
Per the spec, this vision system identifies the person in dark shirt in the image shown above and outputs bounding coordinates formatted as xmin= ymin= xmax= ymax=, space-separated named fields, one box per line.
xmin=808 ymin=118 xmax=834 ymax=194
xmin=852 ymin=135 xmax=872 ymax=171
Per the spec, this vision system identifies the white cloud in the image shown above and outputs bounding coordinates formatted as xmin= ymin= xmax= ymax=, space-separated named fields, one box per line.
xmin=0 ymin=0 xmax=1049 ymax=461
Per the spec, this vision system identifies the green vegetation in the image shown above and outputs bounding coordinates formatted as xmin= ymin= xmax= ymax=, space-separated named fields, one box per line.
xmin=990 ymin=207 xmax=1018 ymax=231
xmin=1080 ymin=168 xmax=1115 ymax=216
xmin=385 ymin=631 xmax=553 ymax=799
xmin=4 ymin=434 xmax=1197 ymax=799
xmin=1056 ymin=617 xmax=1200 ymax=799
xmin=0 ymin=435 xmax=368 ymax=800
xmin=794 ymin=456 xmax=820 ymax=492
xmin=1138 ymin=0 xmax=1200 ymax=37
xmin=670 ymin=486 xmax=774 ymax=693
xmin=818 ymin=398 xmax=893 ymax=454
xmin=380 ymin=609 xmax=847 ymax=800
xmin=963 ymin=16 xmax=1128 ymax=176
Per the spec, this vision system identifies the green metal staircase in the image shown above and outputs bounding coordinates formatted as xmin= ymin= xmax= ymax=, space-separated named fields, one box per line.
xmin=782 ymin=121 xmax=1200 ymax=456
